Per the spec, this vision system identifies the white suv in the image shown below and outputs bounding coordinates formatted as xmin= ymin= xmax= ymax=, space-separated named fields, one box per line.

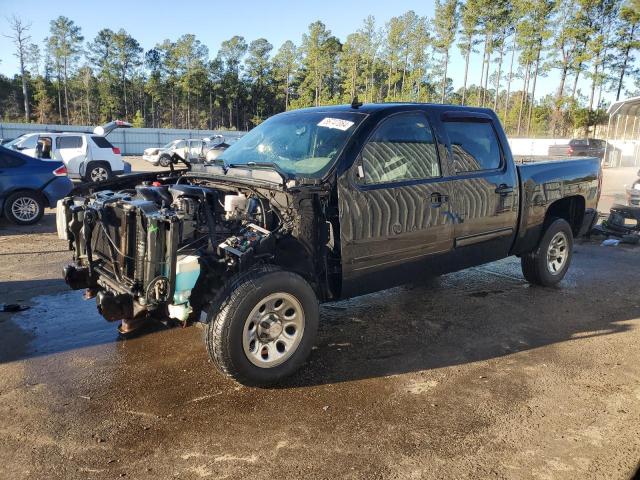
xmin=6 ymin=121 xmax=131 ymax=182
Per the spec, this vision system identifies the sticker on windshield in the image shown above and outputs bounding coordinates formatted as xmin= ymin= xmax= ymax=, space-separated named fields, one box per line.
xmin=317 ymin=117 xmax=354 ymax=131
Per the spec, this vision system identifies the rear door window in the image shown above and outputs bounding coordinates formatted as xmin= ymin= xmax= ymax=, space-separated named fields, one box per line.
xmin=360 ymin=112 xmax=441 ymax=184
xmin=91 ymin=136 xmax=113 ymax=148
xmin=443 ymin=121 xmax=502 ymax=173
xmin=56 ymin=136 xmax=83 ymax=149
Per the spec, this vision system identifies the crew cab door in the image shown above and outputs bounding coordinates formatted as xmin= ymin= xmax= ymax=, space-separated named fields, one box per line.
xmin=440 ymin=112 xmax=519 ymax=263
xmin=338 ymin=111 xmax=454 ymax=297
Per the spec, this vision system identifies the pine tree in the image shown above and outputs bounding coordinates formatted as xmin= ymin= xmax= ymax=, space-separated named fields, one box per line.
xmin=273 ymin=40 xmax=298 ymax=110
xmin=4 ymin=15 xmax=32 ymax=121
xmin=458 ymin=0 xmax=481 ymax=105
xmin=47 ymin=16 xmax=83 ymax=124
xmin=434 ymin=0 xmax=460 ymax=103
xmin=612 ymin=0 xmax=640 ymax=100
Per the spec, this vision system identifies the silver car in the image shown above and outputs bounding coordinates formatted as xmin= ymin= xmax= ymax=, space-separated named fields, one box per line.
xmin=143 ymin=136 xmax=231 ymax=167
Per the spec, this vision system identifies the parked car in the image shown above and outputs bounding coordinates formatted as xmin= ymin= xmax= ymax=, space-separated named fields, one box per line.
xmin=0 ymin=146 xmax=73 ymax=225
xmin=143 ymin=136 xmax=232 ymax=167
xmin=58 ymin=103 xmax=601 ymax=386
xmin=626 ymin=169 xmax=640 ymax=207
xmin=5 ymin=121 xmax=132 ymax=182
xmin=548 ymin=138 xmax=621 ymax=166
xmin=205 ymin=135 xmax=241 ymax=162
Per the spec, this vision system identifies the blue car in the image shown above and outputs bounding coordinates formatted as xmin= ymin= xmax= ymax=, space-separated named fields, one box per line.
xmin=0 ymin=146 xmax=73 ymax=225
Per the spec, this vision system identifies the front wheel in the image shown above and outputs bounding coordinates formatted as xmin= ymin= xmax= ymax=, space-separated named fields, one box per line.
xmin=521 ymin=217 xmax=574 ymax=286
xmin=205 ymin=268 xmax=319 ymax=386
xmin=3 ymin=190 xmax=44 ymax=225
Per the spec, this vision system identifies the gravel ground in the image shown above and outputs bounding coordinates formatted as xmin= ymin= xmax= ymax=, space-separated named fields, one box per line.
xmin=0 ymin=165 xmax=639 ymax=479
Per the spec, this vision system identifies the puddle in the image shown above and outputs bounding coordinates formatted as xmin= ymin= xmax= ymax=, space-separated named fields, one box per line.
xmin=0 ymin=291 xmax=117 ymax=362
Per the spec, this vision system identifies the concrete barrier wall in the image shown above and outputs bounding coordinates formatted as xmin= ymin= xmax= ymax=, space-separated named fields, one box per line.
xmin=507 ymin=138 xmax=571 ymax=156
xmin=0 ymin=123 xmax=245 ymax=156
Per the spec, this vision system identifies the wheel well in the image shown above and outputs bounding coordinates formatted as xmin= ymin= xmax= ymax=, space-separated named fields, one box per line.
xmin=545 ymin=196 xmax=585 ymax=236
xmin=273 ymin=237 xmax=317 ymax=285
xmin=87 ymin=160 xmax=112 ymax=170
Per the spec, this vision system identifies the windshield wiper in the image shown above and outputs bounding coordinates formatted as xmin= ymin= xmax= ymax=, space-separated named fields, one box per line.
xmin=227 ymin=161 xmax=294 ymax=180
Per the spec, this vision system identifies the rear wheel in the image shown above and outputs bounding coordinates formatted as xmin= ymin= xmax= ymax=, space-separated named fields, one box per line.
xmin=85 ymin=162 xmax=112 ymax=183
xmin=4 ymin=190 xmax=44 ymax=225
xmin=205 ymin=267 xmax=319 ymax=386
xmin=521 ymin=217 xmax=574 ymax=286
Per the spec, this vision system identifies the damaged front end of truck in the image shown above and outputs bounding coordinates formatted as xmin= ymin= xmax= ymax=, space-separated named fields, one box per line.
xmin=57 ymin=166 xmax=337 ymax=333
xmin=57 ymin=108 xmax=366 ymax=385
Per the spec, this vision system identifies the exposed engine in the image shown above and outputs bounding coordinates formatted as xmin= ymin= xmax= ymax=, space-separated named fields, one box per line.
xmin=58 ymin=177 xmax=285 ymax=331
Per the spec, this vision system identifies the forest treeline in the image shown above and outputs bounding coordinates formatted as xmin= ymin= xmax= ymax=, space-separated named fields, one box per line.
xmin=1 ymin=0 xmax=639 ymax=137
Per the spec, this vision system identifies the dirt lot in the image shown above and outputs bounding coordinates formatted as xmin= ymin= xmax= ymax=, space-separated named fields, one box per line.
xmin=0 ymin=164 xmax=639 ymax=479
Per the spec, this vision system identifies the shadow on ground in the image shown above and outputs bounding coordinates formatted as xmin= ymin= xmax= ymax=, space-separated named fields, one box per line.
xmin=0 ymin=210 xmax=58 ymax=238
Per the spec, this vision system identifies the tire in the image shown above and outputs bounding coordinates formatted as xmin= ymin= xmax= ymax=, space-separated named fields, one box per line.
xmin=521 ymin=217 xmax=574 ymax=287
xmin=205 ymin=267 xmax=319 ymax=386
xmin=85 ymin=162 xmax=112 ymax=183
xmin=158 ymin=155 xmax=172 ymax=168
xmin=3 ymin=190 xmax=44 ymax=225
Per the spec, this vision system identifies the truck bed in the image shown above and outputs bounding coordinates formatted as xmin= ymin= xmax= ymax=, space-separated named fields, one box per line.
xmin=511 ymin=156 xmax=601 ymax=255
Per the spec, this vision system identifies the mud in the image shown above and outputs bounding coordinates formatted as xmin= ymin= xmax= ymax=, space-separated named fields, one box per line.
xmin=0 ymin=166 xmax=639 ymax=479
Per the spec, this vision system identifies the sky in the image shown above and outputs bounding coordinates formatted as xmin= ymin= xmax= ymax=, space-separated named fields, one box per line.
xmin=0 ymin=0 xmax=634 ymax=106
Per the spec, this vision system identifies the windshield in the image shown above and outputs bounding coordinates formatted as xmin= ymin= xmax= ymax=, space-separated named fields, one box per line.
xmin=5 ymin=134 xmax=37 ymax=150
xmin=219 ymin=111 xmax=366 ymax=178
xmin=163 ymin=140 xmax=181 ymax=149
xmin=570 ymin=139 xmax=589 ymax=146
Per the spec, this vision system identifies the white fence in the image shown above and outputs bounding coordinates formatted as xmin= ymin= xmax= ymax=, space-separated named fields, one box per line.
xmin=0 ymin=123 xmax=245 ymax=156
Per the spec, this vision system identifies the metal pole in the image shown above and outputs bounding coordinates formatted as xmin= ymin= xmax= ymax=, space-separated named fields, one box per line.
xmin=623 ymin=114 xmax=630 ymax=140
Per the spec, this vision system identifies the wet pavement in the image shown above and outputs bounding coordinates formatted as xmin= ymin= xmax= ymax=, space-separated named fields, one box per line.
xmin=1 ymin=168 xmax=640 ymax=479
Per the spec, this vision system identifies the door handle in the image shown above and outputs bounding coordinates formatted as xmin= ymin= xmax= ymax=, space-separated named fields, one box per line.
xmin=495 ymin=184 xmax=514 ymax=196
xmin=430 ymin=192 xmax=449 ymax=207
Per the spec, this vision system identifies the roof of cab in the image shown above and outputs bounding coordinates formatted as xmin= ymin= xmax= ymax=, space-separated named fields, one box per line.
xmin=287 ymin=102 xmax=495 ymax=115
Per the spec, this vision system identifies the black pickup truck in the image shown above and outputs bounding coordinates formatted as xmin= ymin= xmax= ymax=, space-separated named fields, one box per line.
xmin=58 ymin=103 xmax=601 ymax=386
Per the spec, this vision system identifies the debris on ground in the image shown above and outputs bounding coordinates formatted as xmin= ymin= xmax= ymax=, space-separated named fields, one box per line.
xmin=591 ymin=204 xmax=640 ymax=245
xmin=602 ymin=239 xmax=621 ymax=246
xmin=0 ymin=304 xmax=30 ymax=313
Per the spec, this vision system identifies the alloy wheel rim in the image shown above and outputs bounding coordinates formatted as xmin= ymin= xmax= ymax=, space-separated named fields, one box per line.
xmin=242 ymin=292 xmax=305 ymax=368
xmin=11 ymin=197 xmax=39 ymax=222
xmin=547 ymin=231 xmax=568 ymax=274
xmin=91 ymin=167 xmax=108 ymax=182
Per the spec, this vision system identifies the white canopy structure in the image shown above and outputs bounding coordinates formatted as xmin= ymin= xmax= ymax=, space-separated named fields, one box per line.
xmin=605 ymin=96 xmax=640 ymax=166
